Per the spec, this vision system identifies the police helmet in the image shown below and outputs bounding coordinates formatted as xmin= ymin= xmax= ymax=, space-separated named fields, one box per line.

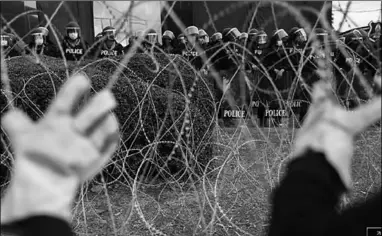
xmin=1 ymin=32 xmax=10 ymax=48
xmin=239 ymin=32 xmax=248 ymax=40
xmin=31 ymin=27 xmax=46 ymax=37
xmin=103 ymin=26 xmax=116 ymax=40
xmin=249 ymin=28 xmax=258 ymax=36
xmin=273 ymin=29 xmax=288 ymax=41
xmin=163 ymin=30 xmax=175 ymax=40
xmin=103 ymin=26 xmax=115 ymax=34
xmin=211 ymin=32 xmax=222 ymax=43
xmin=145 ymin=29 xmax=158 ymax=44
xmin=223 ymin=27 xmax=241 ymax=42
xmin=177 ymin=33 xmax=185 ymax=40
xmin=66 ymin=21 xmax=80 ymax=30
xmin=185 ymin=26 xmax=199 ymax=36
xmin=199 ymin=29 xmax=208 ymax=37
xmin=291 ymin=27 xmax=307 ymax=43
xmin=314 ymin=28 xmax=328 ymax=44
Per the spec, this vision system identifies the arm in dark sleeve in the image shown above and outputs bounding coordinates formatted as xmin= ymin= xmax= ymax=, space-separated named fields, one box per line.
xmin=1 ymin=215 xmax=74 ymax=236
xmin=268 ymin=148 xmax=381 ymax=236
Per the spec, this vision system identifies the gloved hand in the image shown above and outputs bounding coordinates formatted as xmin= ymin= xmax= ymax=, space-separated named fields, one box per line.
xmin=293 ymin=73 xmax=381 ymax=190
xmin=1 ymin=73 xmax=120 ymax=224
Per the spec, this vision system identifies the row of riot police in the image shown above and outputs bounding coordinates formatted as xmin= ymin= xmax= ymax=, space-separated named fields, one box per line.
xmin=1 ymin=23 xmax=124 ymax=61
xmin=2 ymin=21 xmax=380 ymax=127
xmin=161 ymin=23 xmax=380 ymax=127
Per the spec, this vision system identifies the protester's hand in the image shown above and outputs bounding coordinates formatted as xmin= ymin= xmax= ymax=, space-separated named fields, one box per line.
xmin=293 ymin=72 xmax=381 ymax=190
xmin=1 ymin=73 xmax=119 ymax=224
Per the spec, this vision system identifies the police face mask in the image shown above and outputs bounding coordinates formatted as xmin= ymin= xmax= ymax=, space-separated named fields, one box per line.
xmin=69 ymin=32 xmax=78 ymax=40
xmin=35 ymin=34 xmax=44 ymax=46
xmin=227 ymin=28 xmax=241 ymax=42
xmin=147 ymin=33 xmax=157 ymax=44
xmin=1 ymin=35 xmax=9 ymax=47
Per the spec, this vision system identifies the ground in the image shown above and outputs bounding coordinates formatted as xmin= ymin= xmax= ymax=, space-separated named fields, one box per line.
xmin=70 ymin=124 xmax=381 ymax=236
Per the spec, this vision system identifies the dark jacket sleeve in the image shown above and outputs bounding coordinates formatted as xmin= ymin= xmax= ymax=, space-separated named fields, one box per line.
xmin=268 ymin=148 xmax=381 ymax=236
xmin=1 ymin=215 xmax=74 ymax=236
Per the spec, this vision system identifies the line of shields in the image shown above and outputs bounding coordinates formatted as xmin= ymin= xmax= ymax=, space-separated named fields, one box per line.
xmin=214 ymin=60 xmax=378 ymax=128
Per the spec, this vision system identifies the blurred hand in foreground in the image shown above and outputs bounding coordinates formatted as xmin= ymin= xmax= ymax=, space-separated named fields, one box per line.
xmin=1 ymin=73 xmax=120 ymax=224
xmin=293 ymin=68 xmax=381 ymax=190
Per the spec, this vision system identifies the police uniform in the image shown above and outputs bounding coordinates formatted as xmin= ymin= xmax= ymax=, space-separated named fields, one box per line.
xmin=260 ymin=29 xmax=294 ymax=126
xmin=92 ymin=26 xmax=124 ymax=59
xmin=62 ymin=39 xmax=88 ymax=61
xmin=62 ymin=22 xmax=89 ymax=61
xmin=1 ymin=32 xmax=20 ymax=58
xmin=98 ymin=42 xmax=124 ymax=58
xmin=137 ymin=29 xmax=162 ymax=54
xmin=161 ymin=30 xmax=176 ymax=54
xmin=26 ymin=27 xmax=58 ymax=58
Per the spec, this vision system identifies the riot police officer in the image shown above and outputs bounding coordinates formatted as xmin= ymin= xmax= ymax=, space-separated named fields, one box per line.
xmin=61 ymin=21 xmax=89 ymax=61
xmin=205 ymin=32 xmax=223 ymax=68
xmin=25 ymin=27 xmax=58 ymax=58
xmin=239 ymin=33 xmax=248 ymax=49
xmin=1 ymin=30 xmax=20 ymax=58
xmin=246 ymin=29 xmax=270 ymax=126
xmin=221 ymin=27 xmax=251 ymax=124
xmin=180 ymin=26 xmax=200 ymax=63
xmin=176 ymin=33 xmax=186 ymax=49
xmin=198 ymin=29 xmax=209 ymax=49
xmin=91 ymin=26 xmax=124 ymax=59
xmin=288 ymin=27 xmax=308 ymax=52
xmin=137 ymin=29 xmax=161 ymax=54
xmin=262 ymin=29 xmax=293 ymax=126
xmin=210 ymin=32 xmax=223 ymax=46
xmin=161 ymin=30 xmax=176 ymax=54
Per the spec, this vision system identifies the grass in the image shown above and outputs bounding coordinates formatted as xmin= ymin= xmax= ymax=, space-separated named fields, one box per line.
xmin=71 ymin=123 xmax=381 ymax=236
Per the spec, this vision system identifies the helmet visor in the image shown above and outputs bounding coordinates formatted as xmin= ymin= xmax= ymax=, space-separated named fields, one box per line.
xmin=147 ymin=33 xmax=157 ymax=43
xmin=104 ymin=29 xmax=116 ymax=39
xmin=67 ymin=29 xmax=80 ymax=34
xmin=275 ymin=29 xmax=288 ymax=40
xmin=228 ymin=28 xmax=241 ymax=41
xmin=1 ymin=35 xmax=9 ymax=47
xmin=295 ymin=28 xmax=307 ymax=42
xmin=316 ymin=33 xmax=328 ymax=43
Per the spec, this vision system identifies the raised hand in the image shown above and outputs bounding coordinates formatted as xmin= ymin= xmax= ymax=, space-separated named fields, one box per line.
xmin=1 ymin=73 xmax=120 ymax=224
xmin=293 ymin=71 xmax=381 ymax=189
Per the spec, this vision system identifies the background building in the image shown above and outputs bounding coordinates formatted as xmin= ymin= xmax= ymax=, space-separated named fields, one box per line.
xmin=1 ymin=1 xmax=95 ymax=45
xmin=93 ymin=1 xmax=162 ymax=46
xmin=0 ymin=1 xmax=162 ymax=47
